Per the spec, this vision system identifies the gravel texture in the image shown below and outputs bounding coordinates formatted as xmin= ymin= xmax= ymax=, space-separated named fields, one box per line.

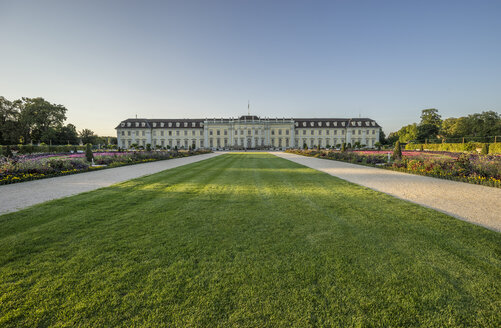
xmin=0 ymin=152 xmax=221 ymax=215
xmin=273 ymin=152 xmax=501 ymax=232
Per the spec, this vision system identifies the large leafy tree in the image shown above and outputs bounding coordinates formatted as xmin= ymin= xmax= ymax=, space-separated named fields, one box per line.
xmin=418 ymin=108 xmax=442 ymax=141
xmin=397 ymin=123 xmax=418 ymax=143
xmin=79 ymin=128 xmax=98 ymax=145
xmin=0 ymin=96 xmax=21 ymax=144
xmin=17 ymin=97 xmax=68 ymax=144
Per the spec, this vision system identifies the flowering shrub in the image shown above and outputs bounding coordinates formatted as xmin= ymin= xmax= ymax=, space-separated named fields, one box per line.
xmin=0 ymin=150 xmax=211 ymax=185
xmin=286 ymin=149 xmax=501 ymax=188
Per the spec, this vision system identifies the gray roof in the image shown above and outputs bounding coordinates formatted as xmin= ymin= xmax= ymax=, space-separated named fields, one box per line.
xmin=116 ymin=117 xmax=380 ymax=129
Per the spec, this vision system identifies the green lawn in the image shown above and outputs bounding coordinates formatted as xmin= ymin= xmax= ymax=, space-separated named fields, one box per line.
xmin=0 ymin=153 xmax=500 ymax=327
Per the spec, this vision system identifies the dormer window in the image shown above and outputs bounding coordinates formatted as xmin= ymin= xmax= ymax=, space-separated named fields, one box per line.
xmin=200 ymin=123 xmax=204 ymax=127
xmin=357 ymin=122 xmax=361 ymax=126
xmin=365 ymin=122 xmax=369 ymax=126
xmin=351 ymin=122 xmax=355 ymax=126
xmin=168 ymin=122 xmax=172 ymax=127
xmin=184 ymin=122 xmax=188 ymax=127
xmin=341 ymin=122 xmax=345 ymax=126
xmin=371 ymin=122 xmax=375 ymax=126
xmin=326 ymin=122 xmax=330 ymax=126
xmin=121 ymin=123 xmax=125 ymax=127
xmin=152 ymin=123 xmax=157 ymax=127
xmin=160 ymin=123 xmax=164 ymax=127
xmin=141 ymin=122 xmax=146 ymax=127
xmin=310 ymin=122 xmax=314 ymax=127
xmin=303 ymin=122 xmax=306 ymax=127
xmin=192 ymin=122 xmax=196 ymax=127
xmin=127 ymin=122 xmax=131 ymax=127
xmin=295 ymin=122 xmax=299 ymax=127
xmin=334 ymin=122 xmax=337 ymax=126
xmin=176 ymin=122 xmax=180 ymax=127
xmin=135 ymin=122 xmax=139 ymax=127
xmin=318 ymin=122 xmax=322 ymax=126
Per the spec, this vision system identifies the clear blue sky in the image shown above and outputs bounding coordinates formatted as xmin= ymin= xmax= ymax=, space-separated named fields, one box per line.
xmin=1 ymin=0 xmax=500 ymax=135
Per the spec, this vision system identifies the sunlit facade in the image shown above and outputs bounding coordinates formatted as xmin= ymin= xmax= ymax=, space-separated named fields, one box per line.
xmin=116 ymin=116 xmax=381 ymax=149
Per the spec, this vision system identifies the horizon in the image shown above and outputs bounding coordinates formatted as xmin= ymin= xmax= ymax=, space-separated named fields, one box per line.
xmin=1 ymin=0 xmax=500 ymax=136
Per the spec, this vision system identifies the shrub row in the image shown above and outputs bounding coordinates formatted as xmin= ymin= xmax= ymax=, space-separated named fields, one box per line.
xmin=0 ymin=144 xmax=88 ymax=155
xmin=405 ymin=142 xmax=501 ymax=154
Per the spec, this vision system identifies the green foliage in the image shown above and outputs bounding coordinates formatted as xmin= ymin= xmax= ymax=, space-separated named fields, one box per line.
xmin=375 ymin=142 xmax=382 ymax=150
xmin=303 ymin=143 xmax=308 ymax=150
xmin=489 ymin=143 xmax=501 ymax=155
xmin=146 ymin=143 xmax=151 ymax=151
xmin=4 ymin=145 xmax=13 ymax=157
xmin=79 ymin=129 xmax=98 ymax=145
xmin=481 ymin=143 xmax=489 ymax=155
xmin=0 ymin=154 xmax=500 ymax=326
xmin=397 ymin=123 xmax=418 ymax=143
xmin=85 ymin=144 xmax=94 ymax=162
xmin=341 ymin=142 xmax=346 ymax=152
xmin=393 ymin=141 xmax=402 ymax=159
xmin=404 ymin=142 xmax=501 ymax=153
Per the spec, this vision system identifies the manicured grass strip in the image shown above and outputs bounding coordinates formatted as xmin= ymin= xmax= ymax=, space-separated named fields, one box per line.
xmin=0 ymin=153 xmax=500 ymax=327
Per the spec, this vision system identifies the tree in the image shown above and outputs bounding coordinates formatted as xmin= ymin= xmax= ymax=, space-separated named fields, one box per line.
xmin=374 ymin=142 xmax=382 ymax=150
xmin=379 ymin=130 xmax=387 ymax=145
xmin=417 ymin=108 xmax=442 ymax=141
xmin=393 ymin=141 xmax=402 ymax=160
xmin=341 ymin=143 xmax=346 ymax=152
xmin=79 ymin=129 xmax=97 ymax=145
xmin=16 ymin=97 xmax=67 ymax=144
xmin=386 ymin=132 xmax=399 ymax=145
xmin=397 ymin=124 xmax=418 ymax=143
xmin=85 ymin=143 xmax=94 ymax=162
xmin=481 ymin=143 xmax=489 ymax=155
xmin=0 ymin=96 xmax=21 ymax=145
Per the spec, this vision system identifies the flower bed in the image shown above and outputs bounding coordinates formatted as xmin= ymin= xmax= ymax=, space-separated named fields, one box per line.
xmin=286 ymin=149 xmax=501 ymax=188
xmin=0 ymin=150 xmax=211 ymax=185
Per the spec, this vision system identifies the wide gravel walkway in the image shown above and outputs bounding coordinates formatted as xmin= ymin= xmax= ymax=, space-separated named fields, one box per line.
xmin=0 ymin=152 xmax=222 ymax=215
xmin=274 ymin=152 xmax=501 ymax=232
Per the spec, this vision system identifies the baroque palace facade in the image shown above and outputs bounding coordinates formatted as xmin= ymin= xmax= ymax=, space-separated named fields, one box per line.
xmin=116 ymin=116 xmax=381 ymax=150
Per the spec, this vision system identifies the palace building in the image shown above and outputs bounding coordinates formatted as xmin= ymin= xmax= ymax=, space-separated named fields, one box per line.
xmin=116 ymin=116 xmax=381 ymax=150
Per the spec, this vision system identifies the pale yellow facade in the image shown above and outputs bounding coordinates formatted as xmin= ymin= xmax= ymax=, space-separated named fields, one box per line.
xmin=116 ymin=116 xmax=381 ymax=150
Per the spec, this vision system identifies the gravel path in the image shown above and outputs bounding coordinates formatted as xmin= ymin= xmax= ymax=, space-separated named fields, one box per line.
xmin=0 ymin=152 xmax=222 ymax=215
xmin=273 ymin=152 xmax=501 ymax=232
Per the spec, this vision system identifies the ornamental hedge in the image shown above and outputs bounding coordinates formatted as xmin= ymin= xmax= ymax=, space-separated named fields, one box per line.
xmin=405 ymin=142 xmax=501 ymax=154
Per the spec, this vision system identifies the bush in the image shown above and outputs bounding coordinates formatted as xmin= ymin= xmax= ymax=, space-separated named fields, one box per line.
xmin=85 ymin=144 xmax=94 ymax=162
xmin=489 ymin=143 xmax=501 ymax=155
xmin=4 ymin=146 xmax=13 ymax=158
xmin=393 ymin=141 xmax=402 ymax=160
xmin=341 ymin=143 xmax=346 ymax=152
xmin=146 ymin=143 xmax=151 ymax=151
xmin=481 ymin=143 xmax=489 ymax=155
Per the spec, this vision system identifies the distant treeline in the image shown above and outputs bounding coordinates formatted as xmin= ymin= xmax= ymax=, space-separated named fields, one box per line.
xmin=383 ymin=109 xmax=501 ymax=144
xmin=0 ymin=96 xmax=116 ymax=145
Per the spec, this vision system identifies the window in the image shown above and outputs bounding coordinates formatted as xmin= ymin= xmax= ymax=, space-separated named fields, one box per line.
xmin=200 ymin=130 xmax=204 ymax=136
xmin=278 ymin=129 xmax=282 ymax=135
xmin=311 ymin=130 xmax=314 ymax=135
xmin=210 ymin=130 xmax=213 ymax=135
xmin=161 ymin=131 xmax=164 ymax=136
xmin=235 ymin=130 xmax=238 ymax=135
xmin=224 ymin=130 xmax=228 ymax=135
xmin=184 ymin=130 xmax=187 ymax=136
xmin=152 ymin=131 xmax=156 ymax=136
xmin=176 ymin=131 xmax=180 ymax=136
xmin=358 ymin=130 xmax=361 ymax=135
xmin=334 ymin=130 xmax=337 ymax=135
xmin=285 ymin=130 xmax=289 ymax=135
xmin=168 ymin=131 xmax=172 ymax=136
xmin=326 ymin=130 xmax=329 ymax=135
xmin=248 ymin=129 xmax=251 ymax=135
xmin=271 ymin=130 xmax=275 ymax=135
xmin=121 ymin=131 xmax=124 ymax=136
xmin=217 ymin=130 xmax=220 ymax=136
xmin=142 ymin=131 xmax=145 ymax=136
xmin=303 ymin=130 xmax=306 ymax=135
xmin=192 ymin=130 xmax=195 ymax=136
xmin=372 ymin=130 xmax=375 ymax=135
xmin=318 ymin=130 xmax=322 ymax=135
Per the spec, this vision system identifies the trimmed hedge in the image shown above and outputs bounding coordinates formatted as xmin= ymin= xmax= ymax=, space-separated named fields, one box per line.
xmin=405 ymin=142 xmax=501 ymax=154
xmin=0 ymin=144 xmax=87 ymax=155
